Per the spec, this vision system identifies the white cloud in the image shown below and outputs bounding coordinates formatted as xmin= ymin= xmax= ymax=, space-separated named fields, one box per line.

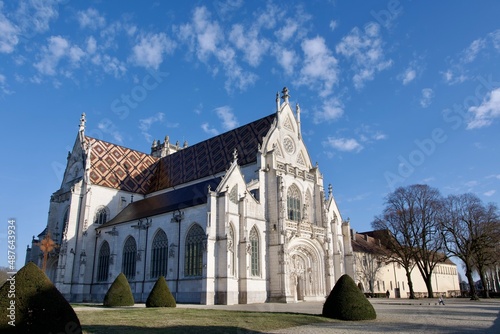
xmin=441 ymin=69 xmax=467 ymax=85
xmin=298 ymin=36 xmax=339 ymax=97
xmin=275 ymin=19 xmax=298 ymax=42
xmin=215 ymin=0 xmax=244 ymax=19
xmin=34 ymin=35 xmax=71 ymax=75
xmin=130 ymin=32 xmax=175 ymax=69
xmin=490 ymin=29 xmax=500 ymax=50
xmin=336 ymin=22 xmax=392 ymax=89
xmin=139 ymin=113 xmax=165 ymax=142
xmin=484 ymin=190 xmax=496 ymax=197
xmin=467 ymin=88 xmax=500 ymax=129
xmin=201 ymin=122 xmax=219 ymax=136
xmin=420 ymin=88 xmax=434 ymax=108
xmin=313 ymin=97 xmax=344 ymax=124
xmin=329 ymin=20 xmax=338 ymax=31
xmin=77 ymin=8 xmax=106 ymax=30
xmin=86 ymin=36 xmax=97 ymax=54
xmin=218 ymin=46 xmax=258 ymax=92
xmin=15 ymin=0 xmax=58 ymax=35
xmin=229 ymin=23 xmax=270 ymax=67
xmin=91 ymin=53 xmax=127 ymax=78
xmin=177 ymin=6 xmax=257 ymax=92
xmin=274 ymin=48 xmax=297 ymax=75
xmin=0 ymin=4 xmax=19 ymax=53
xmin=192 ymin=7 xmax=223 ymax=60
xmin=33 ymin=36 xmax=86 ymax=76
xmin=442 ymin=29 xmax=500 ymax=85
xmin=215 ymin=105 xmax=238 ymax=130
xmin=356 ymin=124 xmax=387 ymax=143
xmin=324 ymin=137 xmax=363 ymax=152
xmin=97 ymin=119 xmax=124 ymax=144
xmin=0 ymin=73 xmax=13 ymax=95
xmin=401 ymin=68 xmax=416 ymax=85
xmin=462 ymin=38 xmax=486 ymax=64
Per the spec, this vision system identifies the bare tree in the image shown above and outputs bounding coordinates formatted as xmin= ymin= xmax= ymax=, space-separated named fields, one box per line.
xmin=373 ymin=189 xmax=418 ymax=299
xmin=407 ymin=185 xmax=446 ymax=298
xmin=353 ymin=239 xmax=385 ymax=297
xmin=373 ymin=185 xmax=445 ymax=298
xmin=471 ymin=202 xmax=500 ymax=298
xmin=440 ymin=193 xmax=497 ymax=300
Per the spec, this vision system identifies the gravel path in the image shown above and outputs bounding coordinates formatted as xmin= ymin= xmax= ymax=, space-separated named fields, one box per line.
xmin=179 ymin=298 xmax=500 ymax=334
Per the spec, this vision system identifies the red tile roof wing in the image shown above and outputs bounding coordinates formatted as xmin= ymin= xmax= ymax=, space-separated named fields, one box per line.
xmin=87 ymin=137 xmax=158 ymax=194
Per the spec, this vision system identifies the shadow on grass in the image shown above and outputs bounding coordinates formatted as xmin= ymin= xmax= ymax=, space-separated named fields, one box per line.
xmin=83 ymin=325 xmax=266 ymax=334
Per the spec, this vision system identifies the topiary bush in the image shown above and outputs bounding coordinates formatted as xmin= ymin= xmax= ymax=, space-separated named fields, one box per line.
xmin=0 ymin=262 xmax=82 ymax=334
xmin=103 ymin=272 xmax=135 ymax=307
xmin=322 ymin=274 xmax=377 ymax=321
xmin=146 ymin=276 xmax=176 ymax=308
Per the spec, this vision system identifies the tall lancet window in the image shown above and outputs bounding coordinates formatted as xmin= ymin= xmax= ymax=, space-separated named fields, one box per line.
xmin=122 ymin=236 xmax=137 ymax=280
xmin=97 ymin=241 xmax=110 ymax=282
xmin=249 ymin=226 xmax=260 ymax=277
xmin=150 ymin=229 xmax=168 ymax=278
xmin=228 ymin=224 xmax=236 ymax=277
xmin=94 ymin=206 xmax=108 ymax=225
xmin=185 ymin=224 xmax=205 ymax=277
xmin=287 ymin=184 xmax=301 ymax=222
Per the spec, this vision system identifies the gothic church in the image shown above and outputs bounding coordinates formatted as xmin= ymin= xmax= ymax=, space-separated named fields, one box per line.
xmin=26 ymin=88 xmax=354 ymax=304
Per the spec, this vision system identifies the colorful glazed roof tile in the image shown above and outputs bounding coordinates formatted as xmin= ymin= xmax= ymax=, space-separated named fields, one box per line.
xmin=86 ymin=137 xmax=158 ymax=194
xmin=147 ymin=113 xmax=276 ymax=193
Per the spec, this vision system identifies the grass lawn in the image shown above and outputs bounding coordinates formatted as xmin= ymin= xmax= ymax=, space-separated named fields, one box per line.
xmin=76 ymin=307 xmax=336 ymax=333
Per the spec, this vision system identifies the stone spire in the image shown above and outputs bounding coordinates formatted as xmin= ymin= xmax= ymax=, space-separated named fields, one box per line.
xmin=79 ymin=113 xmax=86 ymax=142
xmin=281 ymin=87 xmax=290 ymax=104
xmin=296 ymin=103 xmax=301 ymax=140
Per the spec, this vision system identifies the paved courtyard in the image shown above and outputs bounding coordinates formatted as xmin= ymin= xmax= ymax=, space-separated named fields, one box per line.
xmin=179 ymin=298 xmax=500 ymax=333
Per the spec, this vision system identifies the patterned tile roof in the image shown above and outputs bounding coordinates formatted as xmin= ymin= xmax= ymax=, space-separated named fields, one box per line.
xmin=147 ymin=113 xmax=276 ymax=193
xmin=87 ymin=137 xmax=158 ymax=194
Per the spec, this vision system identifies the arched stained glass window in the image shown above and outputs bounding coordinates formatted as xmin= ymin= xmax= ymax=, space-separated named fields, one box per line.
xmin=249 ymin=226 xmax=260 ymax=277
xmin=185 ymin=224 xmax=205 ymax=277
xmin=150 ymin=229 xmax=168 ymax=279
xmin=122 ymin=236 xmax=137 ymax=280
xmin=287 ymin=184 xmax=301 ymax=222
xmin=97 ymin=241 xmax=110 ymax=282
xmin=94 ymin=206 xmax=108 ymax=225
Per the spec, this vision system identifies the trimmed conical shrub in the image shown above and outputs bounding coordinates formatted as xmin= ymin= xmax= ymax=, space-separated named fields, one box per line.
xmin=103 ymin=272 xmax=135 ymax=307
xmin=146 ymin=276 xmax=176 ymax=308
xmin=0 ymin=262 xmax=82 ymax=334
xmin=322 ymin=274 xmax=376 ymax=321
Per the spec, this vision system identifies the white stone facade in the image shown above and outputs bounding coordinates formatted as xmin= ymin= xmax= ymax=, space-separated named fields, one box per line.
xmin=26 ymin=88 xmax=354 ymax=304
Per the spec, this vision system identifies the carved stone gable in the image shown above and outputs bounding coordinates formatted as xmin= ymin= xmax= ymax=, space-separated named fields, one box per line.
xmin=283 ymin=116 xmax=294 ymax=132
xmin=229 ymin=184 xmax=238 ymax=204
xmin=297 ymin=152 xmax=306 ymax=166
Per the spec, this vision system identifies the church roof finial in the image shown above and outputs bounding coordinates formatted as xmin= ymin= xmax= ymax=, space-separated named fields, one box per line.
xmin=281 ymin=87 xmax=290 ymax=104
xmin=232 ymin=148 xmax=238 ymax=162
xmin=79 ymin=113 xmax=86 ymax=132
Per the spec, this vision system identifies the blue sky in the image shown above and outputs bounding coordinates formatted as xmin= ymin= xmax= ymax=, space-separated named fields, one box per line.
xmin=1 ymin=1 xmax=499 ymax=270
